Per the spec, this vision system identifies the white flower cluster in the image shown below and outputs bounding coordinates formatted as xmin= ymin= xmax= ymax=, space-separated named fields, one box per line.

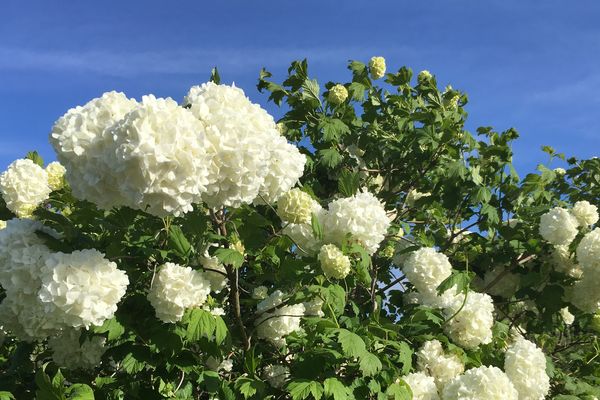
xmin=539 ymin=207 xmax=580 ymax=246
xmin=184 ymin=82 xmax=305 ymax=207
xmin=45 ymin=161 xmax=67 ymax=191
xmin=318 ymin=244 xmax=351 ymax=279
xmin=276 ymin=188 xmax=319 ymax=224
xmin=416 ymin=340 xmax=465 ymax=389
xmin=572 ymin=200 xmax=599 ymax=226
xmin=51 ymin=84 xmax=305 ymax=216
xmin=323 ymin=190 xmax=390 ymax=254
xmin=504 ymin=337 xmax=550 ymax=400
xmin=49 ymin=328 xmax=106 ymax=370
xmin=401 ymin=372 xmax=439 ymax=400
xmin=441 ymin=366 xmax=518 ymax=400
xmin=328 ymin=84 xmax=348 ymax=105
xmin=255 ymin=290 xmax=305 ymax=346
xmin=252 ymin=285 xmax=269 ymax=300
xmin=369 ymin=56 xmax=386 ymax=80
xmin=147 ymin=262 xmax=211 ymax=323
xmin=480 ymin=266 xmax=520 ymax=298
xmin=560 ymin=307 xmax=575 ymax=325
xmin=39 ymin=249 xmax=129 ymax=328
xmin=282 ymin=209 xmax=326 ymax=256
xmin=569 ymin=228 xmax=600 ymax=312
xmin=0 ymin=159 xmax=51 ymax=217
xmin=551 ymin=245 xmax=583 ymax=278
xmin=198 ymin=245 xmax=229 ymax=293
xmin=263 ymin=364 xmax=290 ymax=388
xmin=443 ymin=291 xmax=495 ymax=349
xmin=403 ymin=248 xmax=452 ymax=298
xmin=0 ymin=220 xmax=128 ymax=340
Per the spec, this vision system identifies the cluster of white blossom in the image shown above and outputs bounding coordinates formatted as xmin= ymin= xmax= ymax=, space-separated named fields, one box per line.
xmin=276 ymin=188 xmax=320 ymax=224
xmin=39 ymin=249 xmax=129 ymax=328
xmin=252 ymin=285 xmax=269 ymax=300
xmin=443 ymin=291 xmax=495 ymax=349
xmin=48 ymin=328 xmax=106 ymax=370
xmin=560 ymin=307 xmax=575 ymax=325
xmin=480 ymin=266 xmax=521 ymax=298
xmin=416 ymin=340 xmax=465 ymax=389
xmin=303 ymin=297 xmax=325 ymax=317
xmin=318 ymin=244 xmax=351 ymax=279
xmin=572 ymin=200 xmax=599 ymax=226
xmin=263 ymin=364 xmax=290 ymax=388
xmin=255 ymin=290 xmax=305 ymax=346
xmin=0 ymin=220 xmax=128 ymax=340
xmin=0 ymin=159 xmax=51 ymax=217
xmin=403 ymin=247 xmax=452 ymax=298
xmin=147 ymin=262 xmax=211 ymax=323
xmin=45 ymin=161 xmax=67 ymax=191
xmin=328 ymin=84 xmax=348 ymax=105
xmin=197 ymin=245 xmax=229 ymax=293
xmin=504 ymin=337 xmax=550 ymax=400
xmin=441 ymin=366 xmax=518 ymax=400
xmin=568 ymin=228 xmax=600 ymax=312
xmin=281 ymin=209 xmax=326 ymax=256
xmin=50 ymin=83 xmax=305 ymax=216
xmin=184 ymin=82 xmax=305 ymax=208
xmin=369 ymin=56 xmax=386 ymax=80
xmin=539 ymin=207 xmax=580 ymax=246
xmin=551 ymin=245 xmax=583 ymax=278
xmin=401 ymin=372 xmax=439 ymax=400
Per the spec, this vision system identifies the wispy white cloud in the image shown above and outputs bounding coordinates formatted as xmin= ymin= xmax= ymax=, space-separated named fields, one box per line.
xmin=527 ymin=73 xmax=600 ymax=104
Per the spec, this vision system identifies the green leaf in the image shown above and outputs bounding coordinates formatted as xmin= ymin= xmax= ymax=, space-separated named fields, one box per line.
xmin=338 ymin=170 xmax=360 ymax=197
xmin=397 ymin=341 xmax=413 ymax=375
xmin=214 ymin=315 xmax=228 ymax=345
xmin=0 ymin=393 xmax=15 ymax=400
xmin=311 ymin=212 xmax=324 ymax=241
xmin=235 ymin=377 xmax=265 ymax=399
xmin=318 ymin=148 xmax=343 ymax=168
xmin=199 ymin=371 xmax=221 ymax=394
xmin=437 ymin=270 xmax=473 ymax=295
xmin=210 ymin=67 xmax=221 ymax=84
xmin=93 ymin=317 xmax=124 ymax=341
xmin=26 ymin=150 xmax=44 ymax=167
xmin=301 ymin=78 xmax=321 ymax=105
xmin=214 ymin=248 xmax=244 ymax=269
xmin=336 ymin=329 xmax=366 ymax=358
xmin=319 ymin=117 xmax=350 ymax=142
xmin=186 ymin=308 xmax=215 ymax=342
xmin=35 ymin=366 xmax=65 ymax=400
xmin=386 ymin=381 xmax=412 ymax=400
xmin=473 ymin=186 xmax=492 ymax=204
xmin=325 ymin=284 xmax=346 ymax=316
xmin=359 ymin=352 xmax=382 ymax=376
xmin=168 ymin=225 xmax=192 ymax=259
xmin=323 ymin=378 xmax=349 ymax=400
xmin=288 ymin=380 xmax=324 ymax=400
xmin=65 ymin=384 xmax=94 ymax=400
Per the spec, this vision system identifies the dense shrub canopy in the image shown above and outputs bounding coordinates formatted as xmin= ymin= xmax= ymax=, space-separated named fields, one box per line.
xmin=0 ymin=58 xmax=599 ymax=399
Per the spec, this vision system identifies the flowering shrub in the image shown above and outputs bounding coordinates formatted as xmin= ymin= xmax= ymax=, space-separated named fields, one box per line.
xmin=0 ymin=59 xmax=599 ymax=399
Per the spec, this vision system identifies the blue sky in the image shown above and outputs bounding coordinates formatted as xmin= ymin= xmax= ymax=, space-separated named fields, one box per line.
xmin=1 ymin=0 xmax=599 ymax=175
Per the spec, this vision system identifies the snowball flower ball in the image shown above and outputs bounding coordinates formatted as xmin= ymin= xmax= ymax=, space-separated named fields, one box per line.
xmin=403 ymin=247 xmax=452 ymax=296
xmin=109 ymin=95 xmax=212 ymax=217
xmin=277 ymin=188 xmax=320 ymax=224
xmin=401 ymin=372 xmax=439 ymax=400
xmin=49 ymin=328 xmax=106 ymax=370
xmin=504 ymin=337 xmax=550 ymax=400
xmin=282 ymin=208 xmax=326 ymax=256
xmin=0 ymin=159 xmax=51 ymax=217
xmin=568 ymin=273 xmax=600 ymax=313
xmin=444 ymin=291 xmax=495 ymax=349
xmin=418 ymin=70 xmax=433 ymax=83
xmin=45 ymin=161 xmax=67 ymax=191
xmin=50 ymin=91 xmax=139 ymax=209
xmin=481 ymin=266 xmax=520 ymax=298
xmin=252 ymin=285 xmax=269 ymax=300
xmin=39 ymin=249 xmax=129 ymax=329
xmin=323 ymin=190 xmax=390 ymax=254
xmin=572 ymin=200 xmax=599 ymax=226
xmin=552 ymin=245 xmax=583 ymax=278
xmin=255 ymin=290 xmax=305 ymax=346
xmin=318 ymin=244 xmax=351 ymax=280
xmin=198 ymin=250 xmax=228 ymax=293
xmin=539 ymin=207 xmax=579 ymax=246
xmin=577 ymin=227 xmax=600 ymax=269
xmin=416 ymin=340 xmax=464 ymax=389
xmin=560 ymin=306 xmax=575 ymax=325
xmin=369 ymin=56 xmax=386 ymax=80
xmin=328 ymin=84 xmax=348 ymax=105
xmin=263 ymin=364 xmax=290 ymax=388
xmin=554 ymin=167 xmax=567 ymax=175
xmin=442 ymin=366 xmax=518 ymax=400
xmin=147 ymin=262 xmax=211 ymax=323
xmin=0 ymin=291 xmax=64 ymax=341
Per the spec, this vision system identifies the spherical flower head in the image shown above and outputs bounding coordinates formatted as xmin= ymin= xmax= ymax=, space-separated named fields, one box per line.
xmin=481 ymin=266 xmax=520 ymax=298
xmin=572 ymin=200 xmax=599 ymax=226
xmin=401 ymin=372 xmax=439 ymax=400
xmin=552 ymin=245 xmax=583 ymax=278
xmin=504 ymin=337 xmax=550 ymax=400
xmin=443 ymin=291 xmax=495 ymax=349
xmin=318 ymin=244 xmax=351 ymax=280
xmin=577 ymin=227 xmax=600 ymax=270
xmin=252 ymin=285 xmax=269 ymax=300
xmin=0 ymin=291 xmax=64 ymax=341
xmin=560 ymin=306 xmax=575 ymax=325
xmin=49 ymin=91 xmax=139 ymax=209
xmin=323 ymin=190 xmax=390 ymax=254
xmin=442 ymin=366 xmax=518 ymax=400
xmin=328 ymin=84 xmax=348 ymax=105
xmin=263 ymin=364 xmax=290 ymax=388
xmin=0 ymin=159 xmax=51 ymax=217
xmin=282 ymin=207 xmax=327 ymax=256
xmin=255 ymin=290 xmax=305 ymax=345
xmin=49 ymin=328 xmax=106 ymax=370
xmin=255 ymin=135 xmax=306 ymax=204
xmin=39 ymin=249 xmax=129 ymax=329
xmin=303 ymin=297 xmax=324 ymax=317
xmin=109 ymin=95 xmax=212 ymax=217
xmin=418 ymin=70 xmax=433 ymax=84
xmin=403 ymin=247 xmax=452 ymax=296
xmin=147 ymin=262 xmax=211 ymax=323
xmin=539 ymin=207 xmax=579 ymax=246
xmin=45 ymin=161 xmax=66 ymax=191
xmin=198 ymin=248 xmax=228 ymax=293
xmin=567 ymin=274 xmax=600 ymax=313
xmin=183 ymin=82 xmax=277 ymax=208
xmin=406 ymin=189 xmax=431 ymax=207
xmin=277 ymin=188 xmax=320 ymax=224
xmin=554 ymin=167 xmax=567 ymax=175
xmin=369 ymin=56 xmax=386 ymax=80
xmin=416 ymin=340 xmax=464 ymax=389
